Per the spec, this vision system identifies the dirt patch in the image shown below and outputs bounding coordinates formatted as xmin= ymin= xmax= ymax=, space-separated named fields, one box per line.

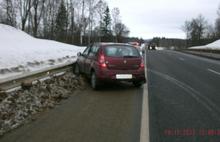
xmin=0 ymin=72 xmax=87 ymax=136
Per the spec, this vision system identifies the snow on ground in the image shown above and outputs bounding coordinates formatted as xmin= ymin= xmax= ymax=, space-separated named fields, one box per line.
xmin=0 ymin=24 xmax=86 ymax=80
xmin=155 ymin=47 xmax=165 ymax=50
xmin=189 ymin=39 xmax=220 ymax=50
xmin=206 ymin=40 xmax=220 ymax=49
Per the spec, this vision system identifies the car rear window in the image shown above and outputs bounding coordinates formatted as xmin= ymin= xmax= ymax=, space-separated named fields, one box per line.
xmin=104 ymin=45 xmax=140 ymax=57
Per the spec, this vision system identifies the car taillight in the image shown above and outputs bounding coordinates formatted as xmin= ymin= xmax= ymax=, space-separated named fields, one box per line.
xmin=140 ymin=60 xmax=145 ymax=68
xmin=99 ymin=54 xmax=107 ymax=68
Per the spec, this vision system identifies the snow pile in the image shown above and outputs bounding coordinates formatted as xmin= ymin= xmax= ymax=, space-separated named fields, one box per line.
xmin=0 ymin=24 xmax=85 ymax=80
xmin=156 ymin=47 xmax=165 ymax=50
xmin=189 ymin=39 xmax=220 ymax=50
xmin=206 ymin=40 xmax=220 ymax=49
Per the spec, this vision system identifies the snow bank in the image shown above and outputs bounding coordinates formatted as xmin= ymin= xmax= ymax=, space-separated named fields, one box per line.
xmin=0 ymin=24 xmax=85 ymax=80
xmin=189 ymin=39 xmax=220 ymax=50
xmin=156 ymin=47 xmax=165 ymax=50
xmin=206 ymin=40 xmax=220 ymax=49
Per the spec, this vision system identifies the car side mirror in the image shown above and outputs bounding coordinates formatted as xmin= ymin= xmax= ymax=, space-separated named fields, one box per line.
xmin=77 ymin=52 xmax=82 ymax=56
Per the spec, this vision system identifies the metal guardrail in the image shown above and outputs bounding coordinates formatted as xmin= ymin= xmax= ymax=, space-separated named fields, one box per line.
xmin=186 ymin=49 xmax=220 ymax=54
xmin=0 ymin=63 xmax=74 ymax=93
xmin=179 ymin=50 xmax=220 ymax=60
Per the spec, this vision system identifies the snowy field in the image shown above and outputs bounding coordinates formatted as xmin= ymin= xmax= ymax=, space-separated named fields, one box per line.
xmin=189 ymin=39 xmax=220 ymax=50
xmin=0 ymin=24 xmax=86 ymax=80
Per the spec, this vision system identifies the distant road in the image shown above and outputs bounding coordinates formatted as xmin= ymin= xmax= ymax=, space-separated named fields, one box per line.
xmin=146 ymin=50 xmax=220 ymax=142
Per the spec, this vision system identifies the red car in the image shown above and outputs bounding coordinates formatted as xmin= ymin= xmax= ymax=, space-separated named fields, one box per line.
xmin=74 ymin=43 xmax=146 ymax=89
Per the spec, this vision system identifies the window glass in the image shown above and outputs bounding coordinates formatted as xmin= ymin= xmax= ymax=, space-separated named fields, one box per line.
xmin=91 ymin=45 xmax=99 ymax=53
xmin=89 ymin=45 xmax=100 ymax=57
xmin=83 ymin=47 xmax=90 ymax=56
xmin=104 ymin=45 xmax=140 ymax=57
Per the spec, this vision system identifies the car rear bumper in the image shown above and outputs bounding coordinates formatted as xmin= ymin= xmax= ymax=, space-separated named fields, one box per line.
xmin=96 ymin=68 xmax=146 ymax=82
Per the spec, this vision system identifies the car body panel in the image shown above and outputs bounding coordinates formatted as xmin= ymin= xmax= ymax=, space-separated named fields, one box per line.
xmin=75 ymin=43 xmax=146 ymax=85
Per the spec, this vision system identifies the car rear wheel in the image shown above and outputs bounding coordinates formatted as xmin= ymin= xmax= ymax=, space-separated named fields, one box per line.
xmin=91 ymin=71 xmax=100 ymax=90
xmin=74 ymin=63 xmax=80 ymax=76
xmin=133 ymin=81 xmax=143 ymax=87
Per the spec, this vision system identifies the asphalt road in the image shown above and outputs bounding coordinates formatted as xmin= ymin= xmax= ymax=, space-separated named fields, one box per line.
xmin=146 ymin=50 xmax=220 ymax=142
xmin=0 ymin=82 xmax=143 ymax=142
xmin=1 ymin=50 xmax=220 ymax=142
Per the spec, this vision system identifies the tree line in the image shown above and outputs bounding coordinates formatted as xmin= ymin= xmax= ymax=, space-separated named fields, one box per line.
xmin=0 ymin=0 xmax=130 ymax=45
xmin=182 ymin=6 xmax=220 ymax=47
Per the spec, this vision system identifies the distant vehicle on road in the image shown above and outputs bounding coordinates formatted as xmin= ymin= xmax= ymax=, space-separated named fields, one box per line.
xmin=74 ymin=43 xmax=146 ymax=89
xmin=148 ymin=43 xmax=156 ymax=50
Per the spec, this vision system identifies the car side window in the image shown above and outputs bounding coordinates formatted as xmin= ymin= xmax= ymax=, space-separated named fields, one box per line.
xmin=83 ymin=46 xmax=90 ymax=56
xmin=88 ymin=45 xmax=100 ymax=57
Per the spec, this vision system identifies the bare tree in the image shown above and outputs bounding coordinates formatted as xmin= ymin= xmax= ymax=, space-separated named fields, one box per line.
xmin=184 ymin=15 xmax=207 ymax=40
xmin=205 ymin=24 xmax=216 ymax=39
xmin=114 ymin=22 xmax=129 ymax=42
xmin=0 ymin=0 xmax=17 ymax=27
xmin=31 ymin=0 xmax=45 ymax=37
xmin=42 ymin=0 xmax=59 ymax=39
xmin=181 ymin=20 xmax=191 ymax=39
xmin=18 ymin=0 xmax=33 ymax=31
xmin=182 ymin=14 xmax=208 ymax=46
xmin=86 ymin=0 xmax=98 ymax=44
xmin=111 ymin=7 xmax=121 ymax=42
xmin=215 ymin=18 xmax=220 ymax=38
xmin=79 ymin=0 xmax=85 ymax=45
xmin=195 ymin=15 xmax=207 ymax=40
xmin=94 ymin=0 xmax=107 ymax=41
xmin=0 ymin=8 xmax=5 ymax=23
xmin=68 ymin=0 xmax=75 ymax=43
xmin=215 ymin=5 xmax=220 ymax=38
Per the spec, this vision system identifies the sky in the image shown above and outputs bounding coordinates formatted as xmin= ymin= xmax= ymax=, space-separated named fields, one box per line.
xmin=106 ymin=0 xmax=220 ymax=39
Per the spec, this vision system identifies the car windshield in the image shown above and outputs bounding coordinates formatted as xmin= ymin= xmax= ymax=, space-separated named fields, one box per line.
xmin=104 ymin=45 xmax=140 ymax=57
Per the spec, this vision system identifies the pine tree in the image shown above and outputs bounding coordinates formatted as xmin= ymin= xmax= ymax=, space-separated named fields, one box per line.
xmin=55 ymin=0 xmax=68 ymax=42
xmin=101 ymin=6 xmax=112 ymax=41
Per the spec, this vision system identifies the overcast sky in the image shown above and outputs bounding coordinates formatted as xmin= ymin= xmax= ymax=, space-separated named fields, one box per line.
xmin=106 ymin=0 xmax=220 ymax=39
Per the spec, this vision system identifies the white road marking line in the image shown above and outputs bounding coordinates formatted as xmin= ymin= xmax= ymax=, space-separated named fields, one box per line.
xmin=208 ymin=69 xmax=220 ymax=76
xmin=140 ymin=53 xmax=150 ymax=142
xmin=140 ymin=84 xmax=150 ymax=142
xmin=150 ymin=69 xmax=220 ymax=118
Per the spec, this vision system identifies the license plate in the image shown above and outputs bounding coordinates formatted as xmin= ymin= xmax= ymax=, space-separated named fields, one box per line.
xmin=116 ymin=74 xmax=132 ymax=79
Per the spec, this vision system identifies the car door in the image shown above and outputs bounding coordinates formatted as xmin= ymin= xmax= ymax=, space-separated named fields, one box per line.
xmin=78 ymin=46 xmax=91 ymax=73
xmin=84 ymin=44 xmax=100 ymax=75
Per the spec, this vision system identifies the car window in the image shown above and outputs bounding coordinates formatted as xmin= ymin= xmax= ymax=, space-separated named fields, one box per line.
xmin=88 ymin=45 xmax=100 ymax=57
xmin=91 ymin=45 xmax=100 ymax=54
xmin=83 ymin=46 xmax=90 ymax=56
xmin=104 ymin=45 xmax=140 ymax=57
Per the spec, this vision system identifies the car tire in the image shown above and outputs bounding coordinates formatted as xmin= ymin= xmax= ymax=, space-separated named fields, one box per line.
xmin=133 ymin=81 xmax=143 ymax=87
xmin=91 ymin=71 xmax=100 ymax=90
xmin=74 ymin=63 xmax=80 ymax=76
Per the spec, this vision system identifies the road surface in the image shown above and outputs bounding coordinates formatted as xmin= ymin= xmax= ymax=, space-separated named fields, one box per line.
xmin=1 ymin=50 xmax=220 ymax=142
xmin=147 ymin=50 xmax=220 ymax=142
xmin=0 ymin=82 xmax=143 ymax=142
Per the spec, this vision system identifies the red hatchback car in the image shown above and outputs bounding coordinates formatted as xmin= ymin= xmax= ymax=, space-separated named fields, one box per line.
xmin=74 ymin=43 xmax=146 ymax=89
